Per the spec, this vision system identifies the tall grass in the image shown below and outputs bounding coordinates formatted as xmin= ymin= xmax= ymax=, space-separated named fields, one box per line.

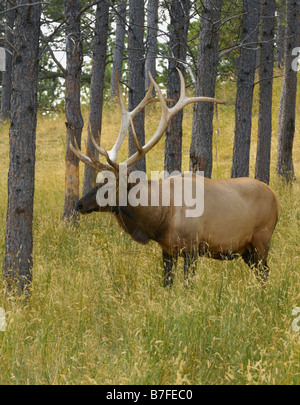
xmin=0 ymin=77 xmax=299 ymax=384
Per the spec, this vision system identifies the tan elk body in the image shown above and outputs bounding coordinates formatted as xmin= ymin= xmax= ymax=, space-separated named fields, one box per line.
xmin=72 ymin=70 xmax=279 ymax=286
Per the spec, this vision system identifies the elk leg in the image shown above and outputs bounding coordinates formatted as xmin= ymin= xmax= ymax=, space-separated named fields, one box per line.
xmin=183 ymin=252 xmax=197 ymax=285
xmin=242 ymin=246 xmax=255 ymax=268
xmin=249 ymin=236 xmax=271 ymax=287
xmin=162 ymin=250 xmax=177 ymax=287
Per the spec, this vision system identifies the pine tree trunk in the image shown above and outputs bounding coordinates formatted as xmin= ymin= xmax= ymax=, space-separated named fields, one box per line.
xmin=82 ymin=1 xmax=109 ymax=195
xmin=255 ymin=0 xmax=276 ymax=185
xmin=145 ymin=0 xmax=158 ymax=94
xmin=277 ymin=0 xmax=299 ymax=182
xmin=1 ymin=2 xmax=16 ymax=121
xmin=231 ymin=0 xmax=260 ymax=178
xmin=4 ymin=0 xmax=42 ymax=294
xmin=128 ymin=0 xmax=145 ymax=173
xmin=164 ymin=0 xmax=191 ymax=175
xmin=189 ymin=0 xmax=223 ymax=178
xmin=63 ymin=0 xmax=84 ymax=223
xmin=276 ymin=1 xmax=285 ymax=68
xmin=110 ymin=1 xmax=126 ymax=99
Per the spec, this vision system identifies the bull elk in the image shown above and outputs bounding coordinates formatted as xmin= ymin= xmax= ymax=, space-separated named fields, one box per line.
xmin=71 ymin=70 xmax=279 ymax=287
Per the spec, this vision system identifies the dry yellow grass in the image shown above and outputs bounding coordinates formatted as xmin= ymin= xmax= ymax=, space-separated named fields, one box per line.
xmin=0 ymin=76 xmax=299 ymax=384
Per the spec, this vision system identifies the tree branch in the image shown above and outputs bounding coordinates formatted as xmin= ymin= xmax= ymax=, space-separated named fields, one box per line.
xmin=253 ymin=74 xmax=283 ymax=86
xmin=48 ymin=47 xmax=66 ymax=76
xmin=219 ymin=38 xmax=274 ymax=58
xmin=41 ymin=37 xmax=67 ymax=76
xmin=76 ymin=0 xmax=104 ymax=21
xmin=3 ymin=35 xmax=20 ymax=57
xmin=0 ymin=2 xmax=51 ymax=15
xmin=39 ymin=16 xmax=69 ymax=60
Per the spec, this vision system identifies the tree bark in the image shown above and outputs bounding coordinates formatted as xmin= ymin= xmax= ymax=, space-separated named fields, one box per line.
xmin=128 ymin=0 xmax=145 ymax=173
xmin=189 ymin=0 xmax=223 ymax=178
xmin=82 ymin=1 xmax=109 ymax=195
xmin=164 ymin=0 xmax=191 ymax=175
xmin=145 ymin=0 xmax=158 ymax=94
xmin=1 ymin=2 xmax=16 ymax=121
xmin=255 ymin=0 xmax=276 ymax=185
xmin=110 ymin=0 xmax=126 ymax=99
xmin=231 ymin=0 xmax=260 ymax=178
xmin=276 ymin=0 xmax=299 ymax=182
xmin=4 ymin=0 xmax=42 ymax=294
xmin=276 ymin=0 xmax=285 ymax=68
xmin=62 ymin=0 xmax=84 ymax=223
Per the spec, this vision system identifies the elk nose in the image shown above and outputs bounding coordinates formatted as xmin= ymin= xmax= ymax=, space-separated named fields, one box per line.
xmin=76 ymin=202 xmax=83 ymax=212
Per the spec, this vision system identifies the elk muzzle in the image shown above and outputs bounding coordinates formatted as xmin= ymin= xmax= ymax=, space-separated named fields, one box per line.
xmin=76 ymin=186 xmax=100 ymax=215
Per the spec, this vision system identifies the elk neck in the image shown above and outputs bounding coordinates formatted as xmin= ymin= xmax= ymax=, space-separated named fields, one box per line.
xmin=113 ymin=179 xmax=171 ymax=246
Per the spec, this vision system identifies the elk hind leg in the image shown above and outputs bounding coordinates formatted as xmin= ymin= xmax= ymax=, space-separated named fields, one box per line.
xmin=162 ymin=250 xmax=177 ymax=287
xmin=250 ymin=235 xmax=271 ymax=287
xmin=242 ymin=246 xmax=255 ymax=268
xmin=183 ymin=251 xmax=197 ymax=286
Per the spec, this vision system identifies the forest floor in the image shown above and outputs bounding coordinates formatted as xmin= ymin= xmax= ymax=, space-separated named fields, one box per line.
xmin=0 ymin=76 xmax=299 ymax=384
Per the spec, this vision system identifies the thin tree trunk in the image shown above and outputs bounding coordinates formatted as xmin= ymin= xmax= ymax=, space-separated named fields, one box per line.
xmin=110 ymin=0 xmax=126 ymax=99
xmin=1 ymin=2 xmax=16 ymax=121
xmin=145 ymin=0 xmax=158 ymax=94
xmin=164 ymin=0 xmax=191 ymax=175
xmin=276 ymin=0 xmax=299 ymax=182
xmin=255 ymin=0 xmax=276 ymax=185
xmin=231 ymin=0 xmax=260 ymax=178
xmin=63 ymin=0 xmax=84 ymax=223
xmin=276 ymin=1 xmax=285 ymax=68
xmin=128 ymin=0 xmax=145 ymax=173
xmin=298 ymin=12 xmax=300 ymax=45
xmin=4 ymin=0 xmax=42 ymax=294
xmin=82 ymin=1 xmax=109 ymax=195
xmin=189 ymin=0 xmax=223 ymax=178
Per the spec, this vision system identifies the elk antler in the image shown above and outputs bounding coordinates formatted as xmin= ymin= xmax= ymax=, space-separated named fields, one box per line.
xmin=122 ymin=69 xmax=225 ymax=168
xmin=93 ymin=71 xmax=155 ymax=164
xmin=70 ymin=69 xmax=225 ymax=172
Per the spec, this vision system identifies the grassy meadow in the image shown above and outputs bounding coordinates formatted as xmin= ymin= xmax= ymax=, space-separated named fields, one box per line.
xmin=0 ymin=76 xmax=299 ymax=385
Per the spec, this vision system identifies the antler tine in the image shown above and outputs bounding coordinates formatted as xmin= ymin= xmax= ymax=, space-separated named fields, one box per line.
xmin=130 ymin=78 xmax=154 ymax=117
xmin=84 ymin=126 xmax=119 ymax=171
xmin=120 ymin=70 xmax=225 ymax=169
xmin=91 ymin=70 xmax=130 ymax=164
xmin=70 ymin=138 xmax=108 ymax=172
xmin=101 ymin=143 xmax=119 ymax=171
xmin=119 ymin=72 xmax=170 ymax=168
xmin=147 ymin=71 xmax=168 ymax=115
xmin=177 ymin=68 xmax=186 ymax=102
xmin=100 ymin=70 xmax=155 ymax=165
xmin=130 ymin=117 xmax=143 ymax=154
xmin=171 ymin=67 xmax=226 ymax=116
xmin=89 ymin=127 xmax=106 ymax=157
xmin=85 ymin=140 xmax=110 ymax=171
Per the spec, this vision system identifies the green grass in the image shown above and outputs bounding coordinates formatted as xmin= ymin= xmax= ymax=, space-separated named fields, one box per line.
xmin=0 ymin=76 xmax=299 ymax=384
